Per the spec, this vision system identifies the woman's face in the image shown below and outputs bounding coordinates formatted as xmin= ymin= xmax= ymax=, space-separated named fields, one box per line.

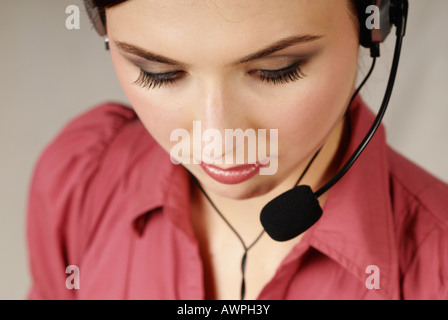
xmin=106 ymin=0 xmax=359 ymax=200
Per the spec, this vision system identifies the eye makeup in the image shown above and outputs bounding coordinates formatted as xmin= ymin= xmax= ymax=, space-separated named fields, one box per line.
xmin=114 ymin=34 xmax=324 ymax=90
xmin=134 ymin=69 xmax=185 ymax=89
xmin=252 ymin=60 xmax=306 ymax=85
xmin=133 ymin=59 xmax=307 ymax=90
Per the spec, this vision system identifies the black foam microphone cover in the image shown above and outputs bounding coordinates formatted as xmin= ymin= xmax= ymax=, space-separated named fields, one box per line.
xmin=260 ymin=185 xmax=323 ymax=242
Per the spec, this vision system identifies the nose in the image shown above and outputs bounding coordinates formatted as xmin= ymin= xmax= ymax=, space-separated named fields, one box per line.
xmin=199 ymin=79 xmax=245 ymax=132
xmin=192 ymin=79 xmax=254 ymax=160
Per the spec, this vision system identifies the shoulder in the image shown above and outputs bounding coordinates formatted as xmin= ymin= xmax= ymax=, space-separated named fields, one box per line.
xmin=29 ymin=101 xmax=149 ymax=224
xmin=42 ymin=102 xmax=138 ymax=159
xmin=386 ymin=147 xmax=448 ymax=299
xmin=31 ymin=103 xmax=141 ymax=198
xmin=27 ymin=101 xmax=160 ymax=260
xmin=387 ymin=147 xmax=448 ymax=229
xmin=29 ymin=101 xmax=170 ymax=214
xmin=27 ymin=102 xmax=149 ymax=298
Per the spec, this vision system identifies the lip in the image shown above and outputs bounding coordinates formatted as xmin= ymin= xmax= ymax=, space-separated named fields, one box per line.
xmin=200 ymin=162 xmax=264 ymax=185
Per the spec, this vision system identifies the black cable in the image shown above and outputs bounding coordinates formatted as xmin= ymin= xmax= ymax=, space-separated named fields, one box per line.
xmin=190 ymin=5 xmax=408 ymax=297
xmin=190 ymin=146 xmax=321 ymax=300
xmin=294 ymin=148 xmax=322 ymax=187
xmin=345 ymin=55 xmax=377 ymax=117
xmin=189 ymin=52 xmax=378 ymax=298
xmin=315 ymin=33 xmax=404 ymax=198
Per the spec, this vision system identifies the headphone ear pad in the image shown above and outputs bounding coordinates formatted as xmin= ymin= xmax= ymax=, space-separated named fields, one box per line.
xmin=358 ymin=0 xmax=372 ymax=48
xmin=358 ymin=0 xmax=393 ymax=49
xmin=84 ymin=0 xmax=107 ymax=36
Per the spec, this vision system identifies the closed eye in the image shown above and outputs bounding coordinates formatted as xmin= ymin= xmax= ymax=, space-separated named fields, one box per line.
xmin=133 ymin=60 xmax=306 ymax=90
xmin=253 ymin=60 xmax=307 ymax=84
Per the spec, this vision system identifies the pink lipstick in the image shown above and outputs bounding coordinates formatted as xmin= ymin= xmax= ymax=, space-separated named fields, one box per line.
xmin=200 ymin=162 xmax=263 ymax=185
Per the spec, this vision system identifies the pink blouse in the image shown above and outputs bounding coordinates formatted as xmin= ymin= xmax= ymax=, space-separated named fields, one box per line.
xmin=26 ymin=96 xmax=448 ymax=299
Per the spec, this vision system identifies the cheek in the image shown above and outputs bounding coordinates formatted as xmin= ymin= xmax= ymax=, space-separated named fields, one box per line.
xmin=270 ymin=10 xmax=360 ymax=159
xmin=109 ymin=50 xmax=191 ymax=153
xmin=266 ymin=48 xmax=358 ymax=164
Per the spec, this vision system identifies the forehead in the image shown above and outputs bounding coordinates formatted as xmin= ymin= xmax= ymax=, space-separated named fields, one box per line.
xmin=107 ymin=0 xmax=351 ymax=63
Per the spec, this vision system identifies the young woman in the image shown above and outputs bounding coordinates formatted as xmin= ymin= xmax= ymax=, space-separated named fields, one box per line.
xmin=27 ymin=0 xmax=448 ymax=300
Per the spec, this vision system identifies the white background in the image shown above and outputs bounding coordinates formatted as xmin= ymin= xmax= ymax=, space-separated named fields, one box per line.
xmin=0 ymin=0 xmax=447 ymax=299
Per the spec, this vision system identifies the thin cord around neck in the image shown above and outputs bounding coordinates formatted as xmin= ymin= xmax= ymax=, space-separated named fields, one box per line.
xmin=190 ymin=148 xmax=322 ymax=300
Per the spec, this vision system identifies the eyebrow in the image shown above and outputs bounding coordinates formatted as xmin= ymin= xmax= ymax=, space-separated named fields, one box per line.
xmin=114 ymin=34 xmax=323 ymax=66
xmin=237 ymin=34 xmax=323 ymax=64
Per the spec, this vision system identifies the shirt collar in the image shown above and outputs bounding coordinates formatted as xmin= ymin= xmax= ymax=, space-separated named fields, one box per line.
xmin=307 ymin=96 xmax=400 ymax=299
xmin=130 ymin=143 xmax=195 ymax=238
xmin=129 ymin=96 xmax=400 ymax=299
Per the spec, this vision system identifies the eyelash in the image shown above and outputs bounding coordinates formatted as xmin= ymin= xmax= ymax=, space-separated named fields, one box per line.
xmin=255 ymin=61 xmax=306 ymax=85
xmin=133 ymin=61 xmax=306 ymax=90
xmin=133 ymin=70 xmax=181 ymax=89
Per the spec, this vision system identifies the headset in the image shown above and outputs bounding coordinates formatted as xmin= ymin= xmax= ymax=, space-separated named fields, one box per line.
xmin=84 ymin=0 xmax=409 ymax=243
